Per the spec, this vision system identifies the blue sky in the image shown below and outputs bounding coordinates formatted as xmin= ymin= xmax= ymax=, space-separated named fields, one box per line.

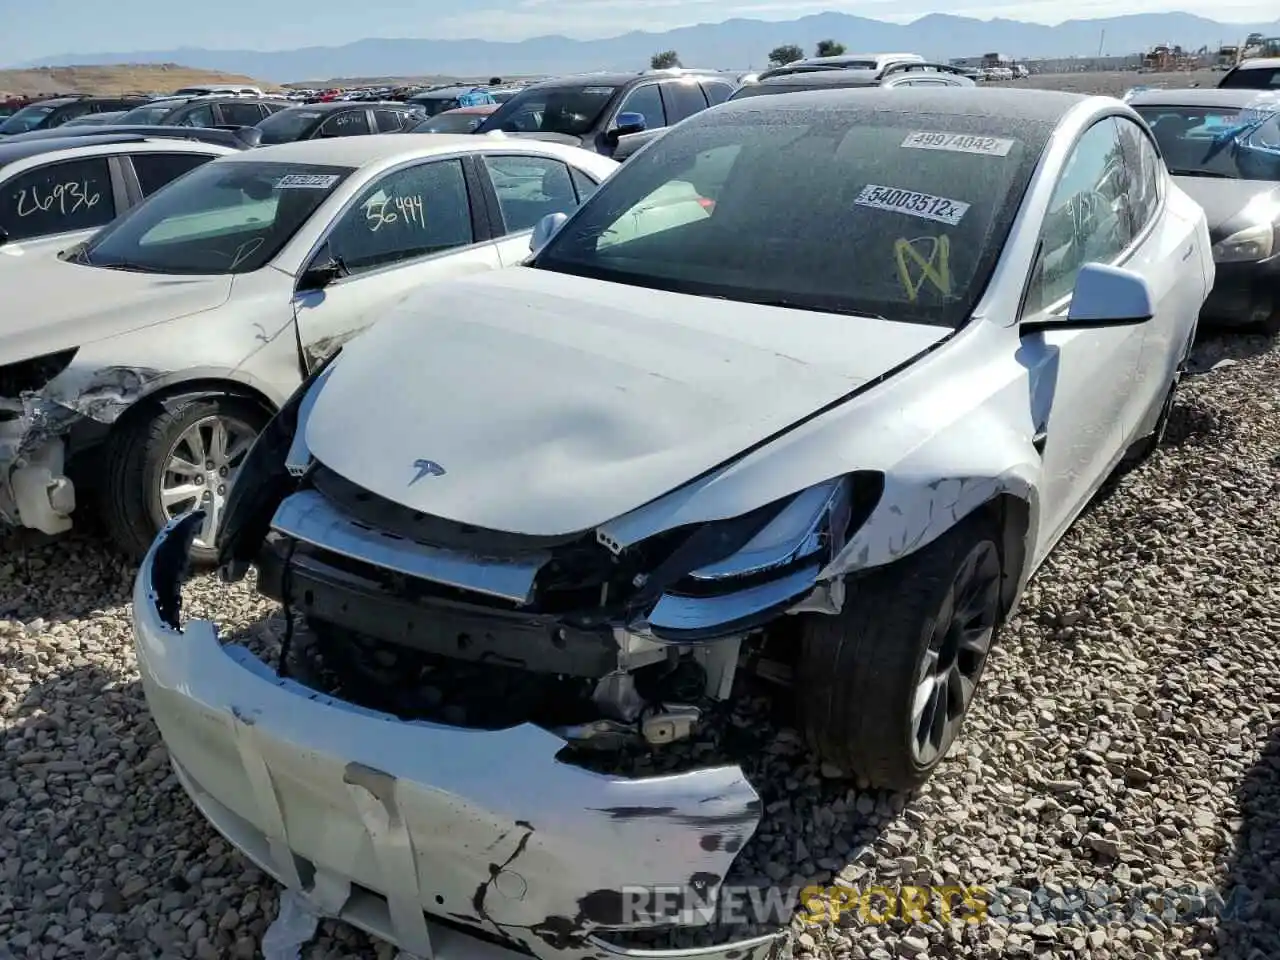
xmin=4 ymin=0 xmax=1277 ymax=64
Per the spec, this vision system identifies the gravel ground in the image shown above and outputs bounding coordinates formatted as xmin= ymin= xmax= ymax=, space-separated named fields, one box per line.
xmin=3 ymin=71 xmax=1280 ymax=960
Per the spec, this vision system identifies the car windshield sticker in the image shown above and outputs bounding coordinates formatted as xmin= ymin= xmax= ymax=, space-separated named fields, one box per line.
xmin=276 ymin=174 xmax=341 ymax=189
xmin=894 ymin=235 xmax=952 ymax=301
xmin=855 ymin=184 xmax=969 ymax=226
xmin=901 ymin=131 xmax=1015 ymax=157
xmin=581 ymin=86 xmax=616 ymax=96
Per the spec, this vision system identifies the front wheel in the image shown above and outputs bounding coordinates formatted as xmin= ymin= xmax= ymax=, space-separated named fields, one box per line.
xmin=798 ymin=514 xmax=1003 ymax=791
xmin=102 ymin=394 xmax=270 ymax=564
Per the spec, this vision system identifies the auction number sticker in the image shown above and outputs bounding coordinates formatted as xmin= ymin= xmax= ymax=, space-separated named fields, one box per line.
xmin=854 ymin=184 xmax=969 ymax=226
xmin=276 ymin=174 xmax=341 ymax=189
xmin=901 ymin=131 xmax=1015 ymax=157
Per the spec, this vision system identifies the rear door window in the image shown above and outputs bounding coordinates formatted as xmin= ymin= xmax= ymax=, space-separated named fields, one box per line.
xmin=0 ymin=156 xmax=117 ymax=241
xmin=130 ymin=152 xmax=218 ymax=197
xmin=374 ymin=109 xmax=409 ymax=132
xmin=177 ymin=103 xmax=217 ymax=127
xmin=700 ymin=80 xmax=735 ymax=105
xmin=219 ymin=101 xmax=268 ymax=126
xmin=660 ymin=81 xmax=709 ymax=123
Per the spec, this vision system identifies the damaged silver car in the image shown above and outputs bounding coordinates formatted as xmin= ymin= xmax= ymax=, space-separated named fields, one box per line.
xmin=2 ymin=135 xmax=616 ymax=560
xmin=133 ymin=88 xmax=1209 ymax=958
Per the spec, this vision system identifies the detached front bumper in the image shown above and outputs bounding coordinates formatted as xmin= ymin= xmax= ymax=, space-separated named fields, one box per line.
xmin=133 ymin=515 xmax=783 ymax=960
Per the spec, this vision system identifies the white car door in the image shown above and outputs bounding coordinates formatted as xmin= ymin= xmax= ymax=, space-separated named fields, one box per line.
xmin=0 ymin=153 xmax=125 ymax=260
xmin=292 ymin=156 xmax=503 ymax=369
xmin=1112 ymin=116 xmax=1203 ymax=422
xmin=473 ymin=153 xmax=606 ymax=266
xmin=1019 ymin=117 xmax=1148 ymax=552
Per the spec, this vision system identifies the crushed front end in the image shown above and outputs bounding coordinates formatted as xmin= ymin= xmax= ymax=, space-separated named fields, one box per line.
xmin=131 ymin=355 xmax=883 ymax=957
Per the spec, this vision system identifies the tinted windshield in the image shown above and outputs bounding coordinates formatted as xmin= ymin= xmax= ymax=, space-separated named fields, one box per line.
xmin=1136 ymin=104 xmax=1280 ymax=180
xmin=477 ymin=84 xmax=617 ymax=136
xmin=0 ymin=105 xmax=56 ymax=134
xmin=119 ymin=102 xmax=183 ymax=124
xmin=256 ymin=109 xmax=323 ymax=143
xmin=413 ymin=112 xmax=485 ymax=133
xmin=533 ymin=109 xmax=1041 ymax=327
xmin=80 ymin=160 xmax=352 ymax=274
xmin=1220 ymin=66 xmax=1280 ymax=90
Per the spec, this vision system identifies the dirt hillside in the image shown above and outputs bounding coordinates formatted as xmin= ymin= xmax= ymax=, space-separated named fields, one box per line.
xmin=0 ymin=63 xmax=278 ymax=98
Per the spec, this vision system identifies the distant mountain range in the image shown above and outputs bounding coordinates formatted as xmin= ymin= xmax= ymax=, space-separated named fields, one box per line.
xmin=12 ymin=11 xmax=1280 ymax=82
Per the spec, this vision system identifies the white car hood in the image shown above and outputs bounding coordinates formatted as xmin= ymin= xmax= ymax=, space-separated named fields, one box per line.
xmin=4 ymin=257 xmax=232 ymax=363
xmin=305 ymin=267 xmax=950 ymax=536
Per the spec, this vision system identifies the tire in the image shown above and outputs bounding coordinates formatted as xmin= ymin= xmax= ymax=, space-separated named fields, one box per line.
xmin=101 ymin=394 xmax=271 ymax=565
xmin=797 ymin=513 xmax=1003 ymax=791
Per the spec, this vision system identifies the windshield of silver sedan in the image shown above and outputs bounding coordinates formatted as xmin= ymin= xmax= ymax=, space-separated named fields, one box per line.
xmin=78 ymin=160 xmax=354 ymax=274
xmin=1135 ymin=102 xmax=1280 ymax=181
xmin=531 ymin=110 xmax=1039 ymax=327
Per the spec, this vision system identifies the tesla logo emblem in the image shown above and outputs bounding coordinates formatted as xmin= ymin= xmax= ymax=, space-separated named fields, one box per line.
xmin=409 ymin=459 xmax=446 ymax=485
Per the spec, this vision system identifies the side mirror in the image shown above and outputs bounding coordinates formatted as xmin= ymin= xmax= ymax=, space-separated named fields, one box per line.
xmin=530 ymin=212 xmax=569 ymax=254
xmin=1025 ymin=263 xmax=1155 ymax=333
xmin=233 ymin=127 xmax=263 ymax=147
xmin=299 ymin=254 xmax=348 ymax=290
xmin=607 ymin=111 xmax=647 ymax=141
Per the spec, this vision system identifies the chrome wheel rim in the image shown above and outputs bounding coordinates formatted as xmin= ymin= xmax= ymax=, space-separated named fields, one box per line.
xmin=910 ymin=540 xmax=1001 ymax=766
xmin=158 ymin=414 xmax=257 ymax=551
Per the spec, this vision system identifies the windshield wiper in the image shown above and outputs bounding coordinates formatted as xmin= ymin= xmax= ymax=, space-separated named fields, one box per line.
xmin=1169 ymin=169 xmax=1234 ymax=178
xmin=742 ymin=297 xmax=888 ymax=320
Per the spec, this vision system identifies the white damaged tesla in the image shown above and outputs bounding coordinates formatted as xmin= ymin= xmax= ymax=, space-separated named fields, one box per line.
xmin=131 ymin=88 xmax=1211 ymax=960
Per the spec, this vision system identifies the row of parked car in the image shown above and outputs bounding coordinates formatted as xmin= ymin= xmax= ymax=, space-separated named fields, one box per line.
xmin=2 ymin=59 xmax=1279 ymax=548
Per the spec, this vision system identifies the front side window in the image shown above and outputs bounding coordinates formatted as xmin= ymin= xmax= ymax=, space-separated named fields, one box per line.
xmin=177 ymin=104 xmax=217 ymax=128
xmin=256 ymin=109 xmax=324 ymax=144
xmin=317 ymin=111 xmax=371 ymax=137
xmin=0 ymin=157 xmax=117 ymax=242
xmin=120 ymin=101 xmax=182 ymax=125
xmin=325 ymin=159 xmax=473 ymax=274
xmin=1025 ymin=118 xmax=1134 ymax=315
xmin=81 ymin=160 xmax=351 ymax=274
xmin=1114 ymin=117 xmax=1163 ymax=233
xmin=535 ymin=111 xmax=1041 ymax=328
xmin=130 ymin=152 xmax=217 ymax=197
xmin=616 ymin=84 xmax=666 ymax=130
xmin=1134 ymin=102 xmax=1280 ymax=181
xmin=482 ymin=155 xmax=579 ymax=233
xmin=477 ymin=85 xmax=618 ymax=136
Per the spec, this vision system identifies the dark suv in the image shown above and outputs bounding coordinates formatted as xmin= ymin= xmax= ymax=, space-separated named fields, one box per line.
xmin=0 ymin=95 xmax=151 ymax=137
xmin=117 ymin=95 xmax=291 ymax=128
xmin=474 ymin=70 xmax=737 ymax=158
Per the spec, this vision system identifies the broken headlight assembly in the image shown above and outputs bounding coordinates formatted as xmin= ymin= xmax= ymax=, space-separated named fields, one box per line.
xmin=0 ymin=348 xmax=80 ymax=422
xmin=627 ymin=472 xmax=883 ymax=642
xmin=216 ymin=350 xmax=341 ymax=579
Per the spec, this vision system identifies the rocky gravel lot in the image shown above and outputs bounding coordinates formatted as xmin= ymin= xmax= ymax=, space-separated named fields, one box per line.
xmin=2 ymin=328 xmax=1278 ymax=960
xmin=2 ymin=70 xmax=1279 ymax=960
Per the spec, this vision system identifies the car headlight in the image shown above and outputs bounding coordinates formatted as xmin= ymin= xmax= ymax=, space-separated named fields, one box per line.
xmin=1211 ymin=223 xmax=1274 ymax=262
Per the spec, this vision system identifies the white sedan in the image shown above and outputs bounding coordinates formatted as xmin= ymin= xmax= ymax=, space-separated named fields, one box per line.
xmin=1 ymin=135 xmax=618 ymax=559
xmin=134 ymin=89 xmax=1210 ymax=960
